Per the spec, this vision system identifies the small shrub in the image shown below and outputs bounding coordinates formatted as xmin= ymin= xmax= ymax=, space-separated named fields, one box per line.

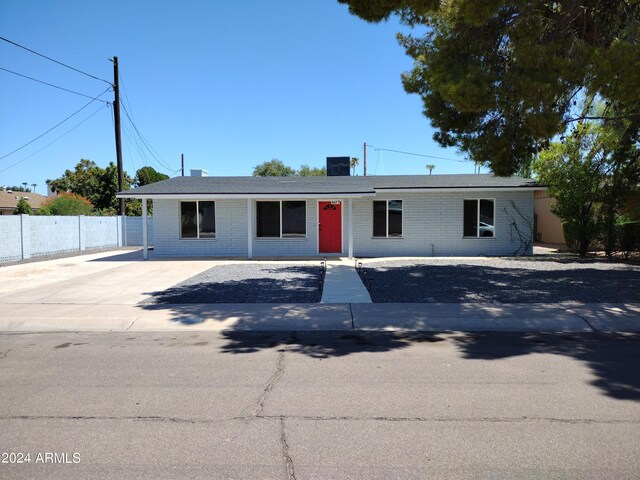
xmin=40 ymin=193 xmax=94 ymax=216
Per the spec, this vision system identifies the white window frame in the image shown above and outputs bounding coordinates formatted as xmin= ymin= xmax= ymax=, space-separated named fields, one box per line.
xmin=255 ymin=200 xmax=307 ymax=239
xmin=179 ymin=200 xmax=216 ymax=240
xmin=372 ymin=199 xmax=403 ymax=238
xmin=463 ymin=198 xmax=496 ymax=239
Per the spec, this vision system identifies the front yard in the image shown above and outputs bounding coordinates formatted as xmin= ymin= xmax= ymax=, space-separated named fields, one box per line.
xmin=357 ymin=257 xmax=640 ymax=303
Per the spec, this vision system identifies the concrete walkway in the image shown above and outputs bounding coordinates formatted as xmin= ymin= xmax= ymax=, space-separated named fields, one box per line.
xmin=320 ymin=258 xmax=371 ymax=303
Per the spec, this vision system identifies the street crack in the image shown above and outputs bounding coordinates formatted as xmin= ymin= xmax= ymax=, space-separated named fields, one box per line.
xmin=252 ymin=339 xmax=289 ymax=417
xmin=280 ymin=417 xmax=296 ymax=480
xmin=0 ymin=349 xmax=10 ymax=361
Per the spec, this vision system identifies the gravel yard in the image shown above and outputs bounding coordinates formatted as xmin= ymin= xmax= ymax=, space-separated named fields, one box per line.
xmin=143 ymin=263 xmax=323 ymax=304
xmin=358 ymin=257 xmax=640 ymax=303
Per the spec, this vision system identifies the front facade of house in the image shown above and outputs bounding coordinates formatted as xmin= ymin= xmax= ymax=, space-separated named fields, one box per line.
xmin=118 ymin=174 xmax=541 ymax=259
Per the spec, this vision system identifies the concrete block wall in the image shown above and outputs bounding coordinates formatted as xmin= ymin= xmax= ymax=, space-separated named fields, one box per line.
xmin=0 ymin=216 xmax=23 ymax=263
xmin=352 ymin=191 xmax=534 ymax=257
xmin=0 ymin=215 xmax=153 ymax=264
xmin=122 ymin=216 xmax=154 ymax=247
xmin=30 ymin=216 xmax=80 ymax=256
xmin=84 ymin=216 xmax=119 ymax=249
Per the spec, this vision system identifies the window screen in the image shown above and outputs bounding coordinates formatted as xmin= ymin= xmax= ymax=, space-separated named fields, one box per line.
xmin=198 ymin=201 xmax=216 ymax=238
xmin=388 ymin=200 xmax=402 ymax=237
xmin=256 ymin=201 xmax=280 ymax=237
xmin=479 ymin=199 xmax=494 ymax=237
xmin=180 ymin=202 xmax=197 ymax=238
xmin=282 ymin=201 xmax=306 ymax=237
xmin=373 ymin=201 xmax=387 ymax=237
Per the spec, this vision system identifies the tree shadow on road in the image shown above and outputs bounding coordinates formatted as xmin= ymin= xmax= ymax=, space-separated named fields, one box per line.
xmin=219 ymin=331 xmax=640 ymax=401
xmin=452 ymin=332 xmax=640 ymax=401
xmin=219 ymin=330 xmax=445 ymax=358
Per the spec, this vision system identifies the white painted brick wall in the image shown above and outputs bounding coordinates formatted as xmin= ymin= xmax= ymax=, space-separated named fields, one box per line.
xmin=151 ymin=192 xmax=534 ymax=258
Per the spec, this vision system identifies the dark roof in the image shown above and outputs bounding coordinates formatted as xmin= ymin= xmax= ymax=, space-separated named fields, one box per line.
xmin=117 ymin=174 xmax=542 ymax=197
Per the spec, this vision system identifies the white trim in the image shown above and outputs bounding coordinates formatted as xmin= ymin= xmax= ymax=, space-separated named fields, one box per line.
xmin=247 ymin=198 xmax=253 ymax=259
xmin=117 ymin=192 xmax=375 ymax=200
xmin=317 ymin=199 xmax=344 ymax=255
xmin=142 ymin=199 xmax=148 ymax=260
xmin=348 ymin=198 xmax=353 ymax=259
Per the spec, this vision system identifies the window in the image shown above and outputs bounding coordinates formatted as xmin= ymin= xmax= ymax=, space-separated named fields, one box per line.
xmin=180 ymin=201 xmax=215 ymax=239
xmin=373 ymin=200 xmax=403 ymax=238
xmin=463 ymin=199 xmax=494 ymax=238
xmin=256 ymin=201 xmax=306 ymax=238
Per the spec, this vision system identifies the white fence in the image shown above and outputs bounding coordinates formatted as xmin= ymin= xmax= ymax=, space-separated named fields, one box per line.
xmin=0 ymin=215 xmax=153 ymax=264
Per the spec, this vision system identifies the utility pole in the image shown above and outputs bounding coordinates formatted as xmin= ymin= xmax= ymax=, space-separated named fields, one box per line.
xmin=181 ymin=153 xmax=184 ymax=176
xmin=112 ymin=56 xmax=125 ymax=215
xmin=363 ymin=142 xmax=367 ymax=176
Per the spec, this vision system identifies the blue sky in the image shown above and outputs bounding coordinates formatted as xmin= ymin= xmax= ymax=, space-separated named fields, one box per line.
xmin=0 ymin=0 xmax=473 ymax=194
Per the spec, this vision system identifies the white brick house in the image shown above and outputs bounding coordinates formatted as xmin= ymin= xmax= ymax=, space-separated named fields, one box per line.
xmin=117 ymin=174 xmax=542 ymax=260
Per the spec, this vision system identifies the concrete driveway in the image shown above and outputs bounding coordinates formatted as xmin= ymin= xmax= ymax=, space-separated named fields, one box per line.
xmin=0 ymin=250 xmax=352 ymax=332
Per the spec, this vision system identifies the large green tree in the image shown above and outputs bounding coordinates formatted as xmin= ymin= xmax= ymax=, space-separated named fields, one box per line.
xmin=252 ymin=159 xmax=297 ymax=177
xmin=339 ymin=0 xmax=640 ymax=175
xmin=135 ymin=166 xmax=170 ymax=186
xmin=47 ymin=159 xmax=133 ymax=213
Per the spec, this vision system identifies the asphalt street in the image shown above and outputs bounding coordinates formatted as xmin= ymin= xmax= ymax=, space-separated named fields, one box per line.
xmin=1 ymin=331 xmax=639 ymax=479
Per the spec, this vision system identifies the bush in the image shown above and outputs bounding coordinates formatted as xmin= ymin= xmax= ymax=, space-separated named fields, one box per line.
xmin=39 ymin=193 xmax=93 ymax=216
xmin=13 ymin=197 xmax=33 ymax=215
xmin=617 ymin=221 xmax=640 ymax=257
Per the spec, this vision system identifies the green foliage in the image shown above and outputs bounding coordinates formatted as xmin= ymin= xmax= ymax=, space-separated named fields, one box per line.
xmin=13 ymin=197 xmax=33 ymax=215
xmin=134 ymin=166 xmax=169 ymax=186
xmin=298 ymin=164 xmax=327 ymax=176
xmin=340 ymin=0 xmax=640 ymax=175
xmin=533 ymin=123 xmax=609 ymax=256
xmin=253 ymin=159 xmax=326 ymax=177
xmin=350 ymin=157 xmax=360 ymax=175
xmin=47 ymin=159 xmax=133 ymax=214
xmin=617 ymin=221 xmax=640 ymax=257
xmin=38 ymin=193 xmax=94 ymax=216
xmin=253 ymin=159 xmax=296 ymax=177
xmin=425 ymin=164 xmax=436 ymax=174
xmin=3 ymin=185 xmax=31 ymax=192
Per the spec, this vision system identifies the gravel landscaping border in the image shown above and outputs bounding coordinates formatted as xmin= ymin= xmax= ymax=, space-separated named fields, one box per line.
xmin=143 ymin=263 xmax=324 ymax=304
xmin=358 ymin=257 xmax=640 ymax=304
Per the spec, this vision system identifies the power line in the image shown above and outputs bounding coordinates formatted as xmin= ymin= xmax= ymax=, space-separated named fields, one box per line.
xmin=0 ymin=35 xmax=112 ymax=85
xmin=0 ymin=103 xmax=108 ymax=174
xmin=367 ymin=145 xmax=466 ymax=163
xmin=120 ymin=101 xmax=174 ymax=172
xmin=0 ymin=86 xmax=111 ymax=161
xmin=0 ymin=66 xmax=111 ymax=102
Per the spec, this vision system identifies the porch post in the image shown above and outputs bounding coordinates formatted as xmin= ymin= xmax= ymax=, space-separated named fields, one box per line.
xmin=142 ymin=199 xmax=148 ymax=260
xmin=348 ymin=197 xmax=353 ymax=259
xmin=247 ymin=198 xmax=253 ymax=259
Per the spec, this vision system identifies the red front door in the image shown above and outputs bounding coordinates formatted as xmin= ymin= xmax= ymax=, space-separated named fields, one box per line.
xmin=319 ymin=201 xmax=342 ymax=253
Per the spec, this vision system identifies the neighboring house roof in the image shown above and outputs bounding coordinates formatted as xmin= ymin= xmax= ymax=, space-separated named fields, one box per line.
xmin=0 ymin=191 xmax=49 ymax=212
xmin=117 ymin=174 xmax=544 ymax=199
